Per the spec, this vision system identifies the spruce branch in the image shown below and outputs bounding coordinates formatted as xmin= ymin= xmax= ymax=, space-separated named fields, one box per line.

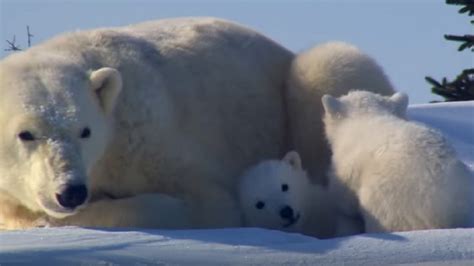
xmin=446 ymin=0 xmax=474 ymax=15
xmin=444 ymin=34 xmax=474 ymax=51
xmin=426 ymin=0 xmax=474 ymax=102
xmin=426 ymin=69 xmax=474 ymax=101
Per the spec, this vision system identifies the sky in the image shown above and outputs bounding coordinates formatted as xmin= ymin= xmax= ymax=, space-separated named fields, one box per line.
xmin=0 ymin=0 xmax=472 ymax=103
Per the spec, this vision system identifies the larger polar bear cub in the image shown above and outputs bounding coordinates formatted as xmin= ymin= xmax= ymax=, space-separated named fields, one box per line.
xmin=323 ymin=91 xmax=473 ymax=233
xmin=0 ymin=17 xmax=393 ymax=230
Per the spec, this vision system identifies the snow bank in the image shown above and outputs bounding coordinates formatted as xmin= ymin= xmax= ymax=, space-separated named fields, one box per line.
xmin=408 ymin=101 xmax=474 ymax=171
xmin=1 ymin=101 xmax=473 ymax=265
xmin=1 ymin=227 xmax=473 ymax=265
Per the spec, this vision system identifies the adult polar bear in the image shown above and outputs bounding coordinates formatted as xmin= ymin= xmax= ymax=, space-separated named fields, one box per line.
xmin=0 ymin=17 xmax=393 ymax=229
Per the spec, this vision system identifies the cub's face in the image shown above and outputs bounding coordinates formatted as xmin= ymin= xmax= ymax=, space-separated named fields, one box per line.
xmin=0 ymin=56 xmax=121 ymax=218
xmin=239 ymin=152 xmax=310 ymax=231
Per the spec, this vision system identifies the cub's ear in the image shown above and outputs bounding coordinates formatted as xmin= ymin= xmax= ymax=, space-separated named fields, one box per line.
xmin=390 ymin=92 xmax=409 ymax=117
xmin=282 ymin=151 xmax=302 ymax=170
xmin=90 ymin=67 xmax=122 ymax=115
xmin=322 ymin=94 xmax=344 ymax=118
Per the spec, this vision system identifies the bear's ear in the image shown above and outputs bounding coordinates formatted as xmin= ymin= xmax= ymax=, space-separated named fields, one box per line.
xmin=390 ymin=92 xmax=409 ymax=117
xmin=90 ymin=67 xmax=122 ymax=115
xmin=322 ymin=94 xmax=344 ymax=118
xmin=282 ymin=151 xmax=302 ymax=170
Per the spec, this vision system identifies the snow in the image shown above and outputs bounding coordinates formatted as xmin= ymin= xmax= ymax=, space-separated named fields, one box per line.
xmin=1 ymin=227 xmax=473 ymax=265
xmin=408 ymin=101 xmax=474 ymax=170
xmin=1 ymin=101 xmax=474 ymax=265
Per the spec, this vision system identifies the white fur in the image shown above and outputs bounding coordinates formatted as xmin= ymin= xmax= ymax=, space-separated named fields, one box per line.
xmin=239 ymin=151 xmax=336 ymax=238
xmin=287 ymin=42 xmax=395 ymax=185
xmin=89 ymin=67 xmax=122 ymax=115
xmin=323 ymin=91 xmax=473 ymax=234
xmin=0 ymin=17 xmax=395 ymax=230
xmin=0 ymin=17 xmax=293 ymax=229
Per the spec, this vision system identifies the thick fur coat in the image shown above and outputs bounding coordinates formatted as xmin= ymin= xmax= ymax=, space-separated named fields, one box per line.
xmin=323 ymin=91 xmax=473 ymax=234
xmin=0 ymin=17 xmax=393 ymax=229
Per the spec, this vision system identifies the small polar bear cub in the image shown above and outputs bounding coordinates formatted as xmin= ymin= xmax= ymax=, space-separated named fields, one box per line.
xmin=322 ymin=90 xmax=473 ymax=233
xmin=238 ymin=151 xmax=335 ymax=238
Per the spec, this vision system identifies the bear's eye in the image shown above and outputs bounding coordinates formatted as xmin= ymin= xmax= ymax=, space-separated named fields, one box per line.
xmin=80 ymin=127 xmax=91 ymax=139
xmin=281 ymin=184 xmax=289 ymax=192
xmin=255 ymin=201 xmax=265 ymax=210
xmin=18 ymin=131 xmax=35 ymax=141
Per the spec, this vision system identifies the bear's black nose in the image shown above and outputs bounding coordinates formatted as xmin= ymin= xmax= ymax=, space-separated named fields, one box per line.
xmin=56 ymin=185 xmax=88 ymax=209
xmin=279 ymin=205 xmax=294 ymax=220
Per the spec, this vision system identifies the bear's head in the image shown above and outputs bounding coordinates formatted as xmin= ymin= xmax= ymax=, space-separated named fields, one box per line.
xmin=0 ymin=53 xmax=122 ymax=218
xmin=238 ymin=151 xmax=311 ymax=231
xmin=322 ymin=90 xmax=409 ymax=143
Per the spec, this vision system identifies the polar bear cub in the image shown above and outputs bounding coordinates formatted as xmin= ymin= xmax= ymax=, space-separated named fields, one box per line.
xmin=238 ymin=151 xmax=336 ymax=238
xmin=322 ymin=91 xmax=473 ymax=233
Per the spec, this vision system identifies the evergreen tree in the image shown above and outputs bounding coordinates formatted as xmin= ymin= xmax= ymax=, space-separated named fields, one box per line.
xmin=425 ymin=0 xmax=474 ymax=102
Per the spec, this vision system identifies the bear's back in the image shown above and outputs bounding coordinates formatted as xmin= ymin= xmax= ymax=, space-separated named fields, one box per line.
xmin=67 ymin=18 xmax=295 ymax=197
xmin=334 ymin=115 xmax=465 ymax=186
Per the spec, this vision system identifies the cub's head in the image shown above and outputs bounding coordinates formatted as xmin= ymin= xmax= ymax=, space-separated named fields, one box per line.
xmin=0 ymin=53 xmax=122 ymax=218
xmin=238 ymin=151 xmax=311 ymax=231
xmin=322 ymin=91 xmax=408 ymax=140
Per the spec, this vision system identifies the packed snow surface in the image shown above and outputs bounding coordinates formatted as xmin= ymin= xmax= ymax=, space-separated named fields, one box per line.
xmin=1 ymin=101 xmax=473 ymax=265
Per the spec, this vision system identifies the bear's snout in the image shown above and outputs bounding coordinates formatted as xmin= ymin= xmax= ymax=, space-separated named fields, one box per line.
xmin=280 ymin=205 xmax=301 ymax=228
xmin=279 ymin=205 xmax=294 ymax=220
xmin=56 ymin=184 xmax=88 ymax=209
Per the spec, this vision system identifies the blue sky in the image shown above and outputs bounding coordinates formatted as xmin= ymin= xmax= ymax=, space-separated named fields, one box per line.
xmin=1 ymin=0 xmax=472 ymax=103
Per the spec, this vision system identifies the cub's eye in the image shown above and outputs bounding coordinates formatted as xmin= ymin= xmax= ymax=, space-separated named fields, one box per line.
xmin=18 ymin=131 xmax=35 ymax=141
xmin=80 ymin=127 xmax=91 ymax=139
xmin=281 ymin=184 xmax=289 ymax=192
xmin=255 ymin=201 xmax=265 ymax=210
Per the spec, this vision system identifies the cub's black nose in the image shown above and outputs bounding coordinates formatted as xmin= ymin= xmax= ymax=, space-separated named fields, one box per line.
xmin=279 ymin=205 xmax=294 ymax=219
xmin=56 ymin=185 xmax=88 ymax=209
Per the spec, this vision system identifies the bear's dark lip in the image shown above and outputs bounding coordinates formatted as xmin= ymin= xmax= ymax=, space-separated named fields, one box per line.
xmin=282 ymin=213 xmax=301 ymax=228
